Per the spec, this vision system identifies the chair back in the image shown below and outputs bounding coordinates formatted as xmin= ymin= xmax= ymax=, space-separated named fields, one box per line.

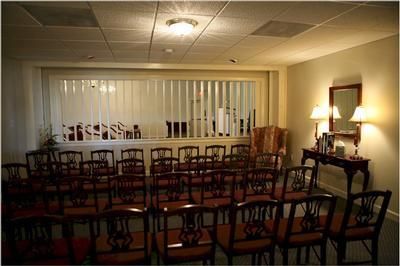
xmin=80 ymin=160 xmax=110 ymax=181
xmin=199 ymin=169 xmax=236 ymax=204
xmin=242 ymin=167 xmax=278 ymax=202
xmin=177 ymin=146 xmax=199 ymax=170
xmin=150 ymin=157 xmax=178 ymax=175
xmin=282 ymin=165 xmax=316 ymax=199
xmin=26 ymin=150 xmax=51 ymax=178
xmin=121 ymin=148 xmax=144 ymax=161
xmin=2 ymin=163 xmax=28 ymax=184
xmin=151 ymin=147 xmax=173 ymax=164
xmin=228 ymin=200 xmax=281 ymax=252
xmin=339 ymin=190 xmax=392 ymax=238
xmin=110 ymin=174 xmax=147 ymax=209
xmin=58 ymin=150 xmax=84 ymax=176
xmin=230 ymin=144 xmax=250 ymax=156
xmin=8 ymin=215 xmax=77 ymax=264
xmin=153 ymin=172 xmax=189 ymax=209
xmin=90 ymin=208 xmax=150 ymax=265
xmin=162 ymin=204 xmax=218 ymax=262
xmin=205 ymin=144 xmax=226 ymax=163
xmin=223 ymin=153 xmax=249 ymax=170
xmin=91 ymin=149 xmax=115 ymax=174
xmin=283 ymin=194 xmax=336 ymax=245
xmin=253 ymin=152 xmax=279 ymax=169
xmin=117 ymin=158 xmax=145 ymax=175
xmin=188 ymin=155 xmax=214 ymax=174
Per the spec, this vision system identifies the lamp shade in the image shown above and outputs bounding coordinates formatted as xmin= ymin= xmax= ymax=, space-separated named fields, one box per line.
xmin=332 ymin=106 xmax=342 ymax=119
xmin=349 ymin=105 xmax=367 ymax=122
xmin=310 ymin=105 xmax=324 ymax=120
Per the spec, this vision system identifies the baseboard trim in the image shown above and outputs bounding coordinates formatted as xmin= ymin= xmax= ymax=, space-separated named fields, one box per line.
xmin=306 ymin=177 xmax=399 ymax=221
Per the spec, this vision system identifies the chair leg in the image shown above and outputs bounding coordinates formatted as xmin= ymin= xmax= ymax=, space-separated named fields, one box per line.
xmin=337 ymin=240 xmax=345 ymax=265
xmin=227 ymin=255 xmax=233 ymax=265
xmin=305 ymin=245 xmax=310 ymax=263
xmin=270 ymin=248 xmax=275 ymax=265
xmin=296 ymin=247 xmax=302 ymax=264
xmin=320 ymin=243 xmax=327 ymax=265
xmin=251 ymin=254 xmax=256 ymax=265
xmin=372 ymin=238 xmax=378 ymax=265
xmin=282 ymin=248 xmax=289 ymax=265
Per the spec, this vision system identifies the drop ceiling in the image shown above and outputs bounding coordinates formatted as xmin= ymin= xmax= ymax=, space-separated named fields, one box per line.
xmin=2 ymin=1 xmax=398 ymax=66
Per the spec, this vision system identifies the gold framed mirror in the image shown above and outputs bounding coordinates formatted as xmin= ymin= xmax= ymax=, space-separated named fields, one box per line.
xmin=329 ymin=83 xmax=362 ymax=138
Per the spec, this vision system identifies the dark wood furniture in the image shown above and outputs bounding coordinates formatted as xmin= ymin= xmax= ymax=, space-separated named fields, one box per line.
xmin=329 ymin=190 xmax=392 ymax=265
xmin=301 ymin=148 xmax=370 ymax=195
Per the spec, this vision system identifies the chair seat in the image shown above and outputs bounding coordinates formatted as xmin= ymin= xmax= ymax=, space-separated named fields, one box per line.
xmin=156 ymin=228 xmax=213 ymax=263
xmin=328 ymin=213 xmax=375 ymax=241
xmin=277 ymin=217 xmax=326 ymax=247
xmin=217 ymin=221 xmax=275 ymax=255
xmin=273 ymin=187 xmax=308 ymax=201
xmin=182 ymin=175 xmax=211 ymax=186
xmin=63 ymin=199 xmax=108 ymax=216
xmin=11 ymin=237 xmax=90 ymax=265
xmin=191 ymin=192 xmax=232 ymax=207
xmin=83 ymin=180 xmax=115 ymax=192
xmin=174 ymin=163 xmax=189 ymax=171
xmin=234 ymin=190 xmax=273 ymax=203
xmin=121 ymin=166 xmax=145 ymax=174
xmin=107 ymin=196 xmax=150 ymax=211
xmin=152 ymin=194 xmax=191 ymax=210
xmin=94 ymin=232 xmax=152 ymax=265
xmin=62 ymin=168 xmax=88 ymax=176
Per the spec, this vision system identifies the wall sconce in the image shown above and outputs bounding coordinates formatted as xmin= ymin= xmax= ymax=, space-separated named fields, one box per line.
xmin=310 ymin=105 xmax=324 ymax=150
xmin=349 ymin=105 xmax=367 ymax=159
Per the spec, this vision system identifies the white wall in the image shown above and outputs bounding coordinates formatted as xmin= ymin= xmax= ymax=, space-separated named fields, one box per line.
xmin=287 ymin=35 xmax=399 ymax=218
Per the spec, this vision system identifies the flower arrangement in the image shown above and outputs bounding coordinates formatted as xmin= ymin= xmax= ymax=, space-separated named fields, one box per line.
xmin=40 ymin=124 xmax=58 ymax=149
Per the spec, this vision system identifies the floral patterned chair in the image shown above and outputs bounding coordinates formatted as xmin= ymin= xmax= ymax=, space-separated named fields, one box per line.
xmin=249 ymin=126 xmax=288 ymax=172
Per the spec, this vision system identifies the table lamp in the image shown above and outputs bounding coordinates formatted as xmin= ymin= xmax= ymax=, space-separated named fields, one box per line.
xmin=332 ymin=105 xmax=342 ymax=131
xmin=310 ymin=105 xmax=324 ymax=150
xmin=349 ymin=105 xmax=367 ymax=159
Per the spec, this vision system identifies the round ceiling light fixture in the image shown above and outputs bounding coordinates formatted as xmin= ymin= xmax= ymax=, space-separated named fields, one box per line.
xmin=166 ymin=18 xmax=198 ymax=36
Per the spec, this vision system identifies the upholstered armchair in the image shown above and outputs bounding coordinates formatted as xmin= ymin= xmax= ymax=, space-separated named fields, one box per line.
xmin=249 ymin=126 xmax=288 ymax=170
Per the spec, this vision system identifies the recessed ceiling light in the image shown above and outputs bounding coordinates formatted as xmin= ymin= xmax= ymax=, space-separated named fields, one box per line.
xmin=87 ymin=55 xmax=95 ymax=60
xmin=163 ymin=48 xmax=174 ymax=53
xmin=166 ymin=18 xmax=198 ymax=36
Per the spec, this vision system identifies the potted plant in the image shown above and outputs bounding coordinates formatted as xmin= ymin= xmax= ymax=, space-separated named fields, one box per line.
xmin=40 ymin=124 xmax=58 ymax=150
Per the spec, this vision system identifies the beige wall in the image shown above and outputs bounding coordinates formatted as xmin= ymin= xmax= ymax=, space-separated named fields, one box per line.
xmin=287 ymin=35 xmax=399 ymax=218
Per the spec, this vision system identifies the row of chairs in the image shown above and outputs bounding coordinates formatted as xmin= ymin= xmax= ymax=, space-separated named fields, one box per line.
xmin=3 ymin=189 xmax=392 ymax=265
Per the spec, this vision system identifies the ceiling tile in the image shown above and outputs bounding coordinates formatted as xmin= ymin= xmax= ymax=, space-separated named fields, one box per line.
xmin=71 ymin=49 xmax=113 ymax=58
xmin=19 ymin=1 xmax=90 ymax=9
xmin=46 ymin=27 xmax=104 ymax=41
xmin=115 ymin=57 xmax=148 ymax=63
xmin=183 ymin=52 xmax=219 ymax=60
xmin=180 ymin=58 xmax=214 ymax=64
xmin=103 ymin=29 xmax=151 ymax=42
xmin=62 ymin=41 xmax=109 ymax=50
xmin=108 ymin=42 xmax=148 ymax=50
xmin=251 ymin=20 xmax=314 ymax=38
xmin=205 ymin=17 xmax=266 ymax=35
xmin=188 ymin=45 xmax=228 ymax=54
xmin=235 ymin=35 xmax=287 ymax=49
xmin=2 ymin=3 xmax=41 ymax=26
xmin=158 ymin=1 xmax=226 ymax=16
xmin=151 ymin=43 xmax=191 ymax=54
xmin=3 ymin=39 xmax=66 ymax=50
xmin=149 ymin=58 xmax=181 ymax=64
xmin=5 ymin=48 xmax=77 ymax=58
xmin=276 ymin=2 xmax=356 ymax=25
xmin=90 ymin=1 xmax=156 ymax=12
xmin=214 ymin=47 xmax=261 ymax=62
xmin=195 ymin=33 xmax=245 ymax=47
xmin=220 ymin=1 xmax=293 ymax=20
xmin=2 ymin=25 xmax=58 ymax=40
xmin=92 ymin=7 xmax=155 ymax=30
xmin=113 ymin=50 xmax=148 ymax=59
xmin=363 ymin=1 xmax=399 ymax=8
xmin=152 ymin=30 xmax=197 ymax=45
xmin=326 ymin=5 xmax=399 ymax=32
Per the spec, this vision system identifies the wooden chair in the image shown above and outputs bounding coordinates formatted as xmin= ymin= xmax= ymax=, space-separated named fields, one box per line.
xmin=90 ymin=149 xmax=115 ymax=175
xmin=7 ymin=214 xmax=90 ymax=265
xmin=274 ymin=165 xmax=316 ymax=203
xmin=26 ymin=150 xmax=51 ymax=179
xmin=205 ymin=144 xmax=226 ymax=169
xmin=329 ymin=190 xmax=392 ymax=265
xmin=223 ymin=153 xmax=249 ymax=187
xmin=58 ymin=176 xmax=106 ymax=217
xmin=235 ymin=167 xmax=278 ymax=203
xmin=150 ymin=156 xmax=178 ymax=176
xmin=155 ymin=204 xmax=218 ymax=265
xmin=89 ymin=208 xmax=152 ymax=265
xmin=191 ymin=169 xmax=236 ymax=223
xmin=117 ymin=158 xmax=145 ymax=175
xmin=252 ymin=152 xmax=279 ymax=169
xmin=151 ymin=147 xmax=173 ymax=164
xmin=176 ymin=145 xmax=199 ymax=172
xmin=217 ymin=200 xmax=281 ymax=265
xmin=2 ymin=163 xmax=29 ymax=184
xmin=152 ymin=172 xmax=191 ymax=231
xmin=230 ymin=144 xmax=250 ymax=156
xmin=121 ymin=148 xmax=144 ymax=161
xmin=183 ymin=155 xmax=214 ymax=188
xmin=81 ymin=160 xmax=116 ymax=195
xmin=106 ymin=174 xmax=148 ymax=211
xmin=58 ymin=150 xmax=85 ymax=176
xmin=277 ymin=194 xmax=336 ymax=265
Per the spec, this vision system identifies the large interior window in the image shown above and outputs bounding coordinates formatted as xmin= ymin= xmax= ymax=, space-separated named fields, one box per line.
xmin=54 ymin=79 xmax=256 ymax=142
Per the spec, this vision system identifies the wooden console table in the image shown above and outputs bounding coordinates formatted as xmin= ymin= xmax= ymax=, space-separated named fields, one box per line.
xmin=301 ymin=148 xmax=370 ymax=196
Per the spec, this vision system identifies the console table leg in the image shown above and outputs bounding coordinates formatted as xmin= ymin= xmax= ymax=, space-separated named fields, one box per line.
xmin=344 ymin=169 xmax=356 ymax=196
xmin=361 ymin=169 xmax=370 ymax=191
xmin=314 ymin=161 xmax=320 ymax=188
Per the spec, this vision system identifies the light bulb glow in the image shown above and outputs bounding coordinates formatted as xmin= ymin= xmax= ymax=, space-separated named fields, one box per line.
xmin=166 ymin=18 xmax=198 ymax=36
